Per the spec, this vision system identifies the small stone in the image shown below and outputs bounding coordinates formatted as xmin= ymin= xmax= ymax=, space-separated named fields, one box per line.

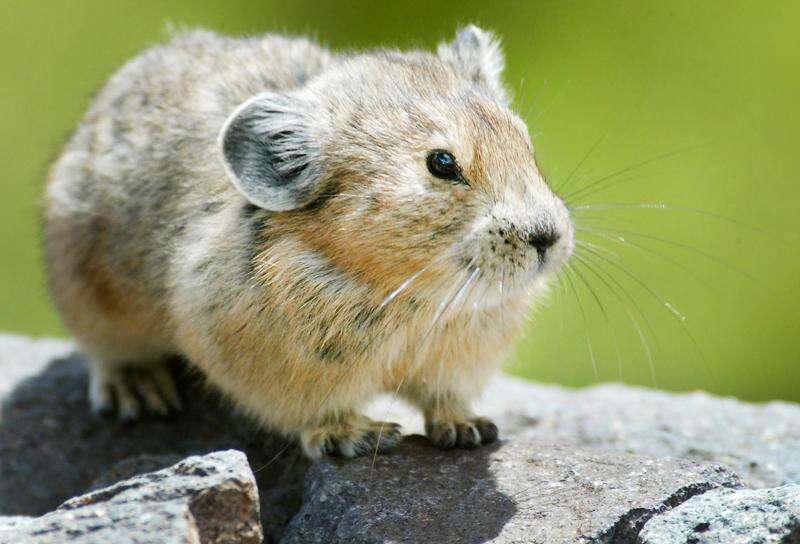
xmin=0 ymin=450 xmax=262 ymax=544
xmin=639 ymin=485 xmax=800 ymax=544
xmin=0 ymin=333 xmax=306 ymax=543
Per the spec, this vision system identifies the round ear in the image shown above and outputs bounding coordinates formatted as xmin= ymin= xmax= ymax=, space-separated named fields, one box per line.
xmin=218 ymin=91 xmax=327 ymax=212
xmin=437 ymin=25 xmax=510 ymax=106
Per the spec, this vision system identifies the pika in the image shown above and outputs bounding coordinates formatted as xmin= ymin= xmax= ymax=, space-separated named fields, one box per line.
xmin=42 ymin=26 xmax=573 ymax=458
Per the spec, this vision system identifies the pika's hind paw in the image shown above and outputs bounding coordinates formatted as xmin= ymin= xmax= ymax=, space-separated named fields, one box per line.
xmin=89 ymin=363 xmax=182 ymax=422
xmin=300 ymin=415 xmax=402 ymax=459
xmin=426 ymin=416 xmax=498 ymax=449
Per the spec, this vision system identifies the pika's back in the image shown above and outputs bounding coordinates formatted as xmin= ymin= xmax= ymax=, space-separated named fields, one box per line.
xmin=51 ymin=30 xmax=333 ymax=205
xmin=42 ymin=31 xmax=333 ymax=337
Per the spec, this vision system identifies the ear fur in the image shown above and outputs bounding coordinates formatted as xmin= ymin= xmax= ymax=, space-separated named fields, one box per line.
xmin=219 ymin=91 xmax=327 ymax=212
xmin=437 ymin=25 xmax=510 ymax=105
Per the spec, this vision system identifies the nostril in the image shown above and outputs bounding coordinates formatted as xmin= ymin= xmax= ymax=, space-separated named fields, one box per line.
xmin=527 ymin=230 xmax=559 ymax=259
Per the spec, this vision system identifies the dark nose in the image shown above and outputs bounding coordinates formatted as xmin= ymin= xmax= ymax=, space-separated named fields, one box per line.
xmin=527 ymin=230 xmax=559 ymax=261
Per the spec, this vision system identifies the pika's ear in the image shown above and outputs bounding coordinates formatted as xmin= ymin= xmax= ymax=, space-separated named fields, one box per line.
xmin=219 ymin=91 xmax=327 ymax=212
xmin=437 ymin=25 xmax=510 ymax=105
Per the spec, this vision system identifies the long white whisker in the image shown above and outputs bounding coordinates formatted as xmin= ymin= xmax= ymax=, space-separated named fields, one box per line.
xmin=563 ymin=264 xmax=599 ymax=379
xmin=372 ymin=261 xmax=476 ymax=472
xmin=578 ymin=228 xmax=720 ymax=296
xmin=578 ymin=243 xmax=707 ymax=369
xmin=379 ymin=266 xmax=428 ymax=310
xmin=435 ymin=266 xmax=480 ymax=413
xmin=570 ymin=255 xmax=623 ymax=381
xmin=574 ymin=250 xmax=657 ymax=384
xmin=563 ymin=142 xmax=710 ymax=203
xmin=577 ymin=225 xmax=774 ymax=297
xmin=555 ymin=132 xmax=608 ymax=195
xmin=572 ymin=201 xmax=795 ymax=246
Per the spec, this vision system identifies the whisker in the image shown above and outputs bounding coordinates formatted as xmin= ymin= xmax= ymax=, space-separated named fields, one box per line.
xmin=525 ymin=82 xmax=564 ymax=125
xmin=372 ymin=263 xmax=476 ymax=472
xmin=563 ymin=142 xmax=711 ymax=203
xmin=379 ymin=266 xmax=429 ymax=310
xmin=314 ymin=193 xmax=372 ymax=199
xmin=576 ymin=226 xmax=775 ymax=297
xmin=572 ymin=201 xmax=795 ymax=247
xmin=578 ymin=228 xmax=720 ymax=296
xmin=436 ymin=266 xmax=481 ymax=411
xmin=573 ymin=246 xmax=661 ymax=352
xmin=577 ymin=243 xmax=707 ymax=369
xmin=555 ymin=271 xmax=568 ymax=334
xmin=251 ymin=439 xmax=295 ymax=473
xmin=574 ymin=214 xmax=640 ymax=228
xmin=563 ymin=264 xmax=599 ymax=379
xmin=566 ymin=171 xmax=660 ymax=203
xmin=575 ymin=239 xmax=620 ymax=259
xmin=445 ymin=266 xmax=481 ymax=321
xmin=555 ymin=132 xmax=608 ymax=196
xmin=553 ymin=271 xmax=569 ymax=363
xmin=569 ymin=255 xmax=623 ymax=380
xmin=572 ymin=251 xmax=655 ymax=383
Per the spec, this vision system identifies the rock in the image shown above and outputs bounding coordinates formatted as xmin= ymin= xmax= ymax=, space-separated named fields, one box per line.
xmin=638 ymin=485 xmax=800 ymax=544
xmin=282 ymin=436 xmax=740 ymax=544
xmin=88 ymin=453 xmax=186 ymax=491
xmin=0 ymin=334 xmax=306 ymax=543
xmin=0 ymin=516 xmax=34 ymax=530
xmin=2 ymin=333 xmax=800 ymax=542
xmin=368 ymin=376 xmax=800 ymax=489
xmin=0 ymin=334 xmax=71 ymax=397
xmin=0 ymin=450 xmax=261 ymax=544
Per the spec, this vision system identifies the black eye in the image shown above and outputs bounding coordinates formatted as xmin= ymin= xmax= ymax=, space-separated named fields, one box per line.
xmin=426 ymin=149 xmax=464 ymax=183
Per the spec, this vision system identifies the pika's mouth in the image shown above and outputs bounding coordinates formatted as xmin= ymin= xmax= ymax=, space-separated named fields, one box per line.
xmin=460 ymin=223 xmax=573 ymax=281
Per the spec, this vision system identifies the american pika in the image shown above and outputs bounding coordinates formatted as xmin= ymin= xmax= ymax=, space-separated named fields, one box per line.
xmin=42 ymin=26 xmax=573 ymax=458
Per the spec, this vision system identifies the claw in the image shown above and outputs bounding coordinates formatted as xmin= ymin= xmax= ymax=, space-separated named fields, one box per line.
xmin=88 ymin=363 xmax=181 ymax=421
xmin=301 ymin=416 xmax=403 ymax=459
xmin=426 ymin=416 xmax=499 ymax=449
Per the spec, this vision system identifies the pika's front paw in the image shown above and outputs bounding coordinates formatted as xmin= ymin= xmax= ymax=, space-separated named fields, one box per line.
xmin=300 ymin=416 xmax=402 ymax=459
xmin=425 ymin=416 xmax=498 ymax=450
xmin=89 ymin=363 xmax=182 ymax=422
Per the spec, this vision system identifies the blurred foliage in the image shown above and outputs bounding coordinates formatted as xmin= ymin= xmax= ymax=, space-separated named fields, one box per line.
xmin=1 ymin=1 xmax=798 ymax=401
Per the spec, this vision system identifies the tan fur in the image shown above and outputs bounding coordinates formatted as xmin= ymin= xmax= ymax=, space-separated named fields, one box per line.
xmin=42 ymin=27 xmax=573 ymax=457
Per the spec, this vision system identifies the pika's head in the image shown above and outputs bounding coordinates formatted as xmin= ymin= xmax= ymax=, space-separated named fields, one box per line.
xmin=220 ymin=26 xmax=573 ymax=307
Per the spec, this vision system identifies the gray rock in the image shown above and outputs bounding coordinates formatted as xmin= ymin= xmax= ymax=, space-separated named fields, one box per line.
xmin=0 ymin=335 xmax=71 ymax=398
xmin=0 ymin=516 xmax=34 ymax=530
xmin=88 ymin=453 xmax=186 ymax=491
xmin=639 ymin=485 xmax=800 ymax=544
xmin=368 ymin=375 xmax=800 ymax=489
xmin=282 ymin=436 xmax=740 ymax=544
xmin=3 ymin=333 xmax=800 ymax=543
xmin=0 ymin=334 xmax=306 ymax=543
xmin=0 ymin=450 xmax=261 ymax=544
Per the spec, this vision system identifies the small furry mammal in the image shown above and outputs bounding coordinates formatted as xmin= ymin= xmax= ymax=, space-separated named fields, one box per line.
xmin=43 ymin=26 xmax=573 ymax=458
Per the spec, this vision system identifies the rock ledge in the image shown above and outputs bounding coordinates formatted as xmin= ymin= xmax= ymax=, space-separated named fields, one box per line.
xmin=1 ymin=334 xmax=799 ymax=543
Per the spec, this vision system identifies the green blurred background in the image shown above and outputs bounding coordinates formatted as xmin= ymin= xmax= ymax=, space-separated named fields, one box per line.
xmin=1 ymin=1 xmax=798 ymax=402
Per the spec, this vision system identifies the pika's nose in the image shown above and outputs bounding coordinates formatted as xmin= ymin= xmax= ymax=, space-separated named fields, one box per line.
xmin=527 ymin=230 xmax=559 ymax=261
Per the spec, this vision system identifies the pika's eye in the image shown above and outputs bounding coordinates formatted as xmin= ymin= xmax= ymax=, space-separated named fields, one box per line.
xmin=426 ymin=149 xmax=465 ymax=184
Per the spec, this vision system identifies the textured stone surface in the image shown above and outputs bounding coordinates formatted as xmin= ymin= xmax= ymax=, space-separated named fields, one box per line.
xmin=0 ymin=334 xmax=306 ymax=543
xmin=0 ymin=450 xmax=261 ymax=544
xmin=0 ymin=517 xmax=33 ymax=530
xmin=639 ymin=485 xmax=800 ymax=544
xmin=282 ymin=436 xmax=740 ymax=544
xmin=369 ymin=375 xmax=800 ymax=489
xmin=0 ymin=335 xmax=72 ymax=398
xmin=3 ymin=333 xmax=800 ymax=543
